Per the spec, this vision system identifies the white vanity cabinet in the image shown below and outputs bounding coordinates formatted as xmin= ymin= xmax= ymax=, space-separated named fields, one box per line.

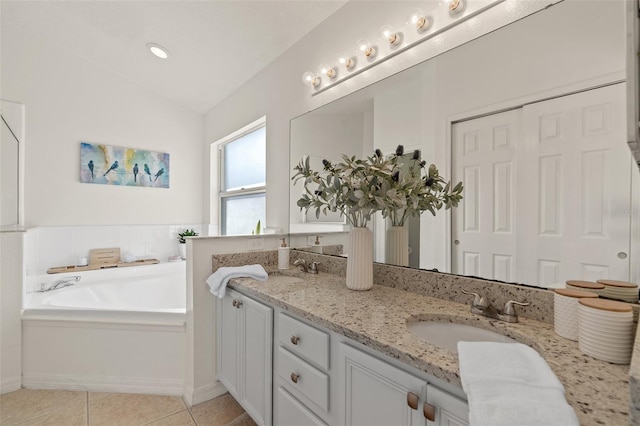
xmin=218 ymin=289 xmax=469 ymax=426
xmin=340 ymin=343 xmax=425 ymax=426
xmin=217 ymin=290 xmax=273 ymax=426
xmin=274 ymin=312 xmax=333 ymax=426
xmin=340 ymin=343 xmax=469 ymax=426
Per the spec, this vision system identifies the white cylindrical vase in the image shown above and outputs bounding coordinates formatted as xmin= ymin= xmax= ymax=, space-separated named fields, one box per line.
xmin=346 ymin=227 xmax=373 ymax=291
xmin=385 ymin=225 xmax=409 ymax=267
xmin=178 ymin=243 xmax=187 ymax=260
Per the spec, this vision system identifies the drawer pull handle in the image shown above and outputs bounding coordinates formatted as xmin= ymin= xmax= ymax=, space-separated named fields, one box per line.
xmin=234 ymin=299 xmax=242 ymax=309
xmin=290 ymin=335 xmax=300 ymax=345
xmin=232 ymin=299 xmax=237 ymax=307
xmin=423 ymin=402 xmax=436 ymax=421
xmin=290 ymin=372 xmax=299 ymax=384
xmin=407 ymin=392 xmax=418 ymax=410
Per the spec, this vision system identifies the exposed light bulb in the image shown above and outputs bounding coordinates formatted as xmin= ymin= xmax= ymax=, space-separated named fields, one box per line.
xmin=146 ymin=43 xmax=170 ymax=59
xmin=337 ymin=52 xmax=356 ymax=70
xmin=302 ymin=71 xmax=320 ymax=88
xmin=448 ymin=0 xmax=464 ymax=13
xmin=379 ymin=25 xmax=402 ymax=47
xmin=356 ymin=39 xmax=376 ymax=59
xmin=407 ymin=9 xmax=430 ymax=32
xmin=320 ymin=63 xmax=337 ymax=79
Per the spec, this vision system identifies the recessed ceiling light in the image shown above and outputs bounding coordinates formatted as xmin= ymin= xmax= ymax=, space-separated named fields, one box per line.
xmin=146 ymin=43 xmax=170 ymax=59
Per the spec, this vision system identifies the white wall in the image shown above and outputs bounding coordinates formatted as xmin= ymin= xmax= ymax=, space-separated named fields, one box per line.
xmin=1 ymin=22 xmax=204 ymax=227
xmin=0 ymin=231 xmax=24 ymax=394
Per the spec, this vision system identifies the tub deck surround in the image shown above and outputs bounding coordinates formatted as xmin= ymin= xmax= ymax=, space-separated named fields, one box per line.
xmin=227 ymin=271 xmax=630 ymax=426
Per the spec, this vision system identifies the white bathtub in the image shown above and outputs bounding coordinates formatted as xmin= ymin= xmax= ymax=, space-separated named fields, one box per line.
xmin=22 ymin=262 xmax=187 ymax=395
xmin=24 ymin=263 xmax=185 ymax=325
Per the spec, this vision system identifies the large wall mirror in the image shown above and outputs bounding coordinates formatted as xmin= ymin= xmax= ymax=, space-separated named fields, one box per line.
xmin=290 ymin=0 xmax=640 ymax=299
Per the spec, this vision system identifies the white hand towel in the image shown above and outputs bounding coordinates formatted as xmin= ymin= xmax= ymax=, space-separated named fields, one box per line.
xmin=206 ymin=264 xmax=268 ymax=299
xmin=458 ymin=341 xmax=563 ymax=391
xmin=458 ymin=342 xmax=579 ymax=426
xmin=465 ymin=383 xmax=578 ymax=426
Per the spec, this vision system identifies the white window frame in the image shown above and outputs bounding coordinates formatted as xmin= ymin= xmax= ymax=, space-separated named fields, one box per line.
xmin=210 ymin=116 xmax=266 ymax=235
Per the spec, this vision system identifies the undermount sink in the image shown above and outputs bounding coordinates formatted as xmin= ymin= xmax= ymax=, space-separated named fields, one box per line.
xmin=266 ymin=274 xmax=304 ymax=284
xmin=407 ymin=321 xmax=517 ymax=353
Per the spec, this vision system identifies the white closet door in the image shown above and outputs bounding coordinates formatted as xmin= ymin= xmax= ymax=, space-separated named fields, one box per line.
xmin=520 ymin=84 xmax=630 ymax=285
xmin=452 ymin=109 xmax=521 ymax=281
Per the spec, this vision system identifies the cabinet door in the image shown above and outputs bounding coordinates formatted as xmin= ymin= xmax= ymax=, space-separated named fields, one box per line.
xmin=240 ymin=295 xmax=273 ymax=426
xmin=217 ymin=292 xmax=240 ymax=397
xmin=340 ymin=344 xmax=424 ymax=426
xmin=425 ymin=385 xmax=469 ymax=426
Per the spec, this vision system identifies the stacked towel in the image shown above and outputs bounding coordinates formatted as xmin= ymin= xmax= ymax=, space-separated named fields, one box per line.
xmin=457 ymin=342 xmax=579 ymax=426
xmin=206 ymin=264 xmax=268 ymax=298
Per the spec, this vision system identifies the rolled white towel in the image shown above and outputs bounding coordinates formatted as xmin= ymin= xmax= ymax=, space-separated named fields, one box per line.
xmin=206 ymin=264 xmax=268 ymax=298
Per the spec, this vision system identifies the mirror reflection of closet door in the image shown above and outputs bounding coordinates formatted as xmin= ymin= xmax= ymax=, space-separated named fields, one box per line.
xmin=1 ymin=113 xmax=20 ymax=227
xmin=451 ymin=109 xmax=521 ymax=282
xmin=519 ymin=83 xmax=630 ymax=286
xmin=452 ymin=84 xmax=631 ymax=286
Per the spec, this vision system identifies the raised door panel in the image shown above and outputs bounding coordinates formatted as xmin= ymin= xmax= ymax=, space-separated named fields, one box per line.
xmin=217 ymin=292 xmax=240 ymax=397
xmin=452 ymin=109 xmax=520 ymax=282
xmin=520 ymin=84 xmax=631 ymax=285
xmin=425 ymin=384 xmax=469 ymax=426
xmin=340 ymin=343 xmax=424 ymax=426
xmin=241 ymin=295 xmax=273 ymax=426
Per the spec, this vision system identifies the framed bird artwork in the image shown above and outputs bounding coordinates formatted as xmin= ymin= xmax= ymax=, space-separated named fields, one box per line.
xmin=79 ymin=142 xmax=170 ymax=188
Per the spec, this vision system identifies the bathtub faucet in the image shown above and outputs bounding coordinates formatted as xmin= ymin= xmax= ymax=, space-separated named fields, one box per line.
xmin=39 ymin=276 xmax=81 ymax=292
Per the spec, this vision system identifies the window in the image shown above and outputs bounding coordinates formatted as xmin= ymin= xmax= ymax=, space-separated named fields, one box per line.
xmin=214 ymin=118 xmax=266 ymax=235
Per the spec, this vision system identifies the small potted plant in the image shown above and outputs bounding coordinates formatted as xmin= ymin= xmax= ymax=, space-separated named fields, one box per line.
xmin=177 ymin=228 xmax=199 ymax=260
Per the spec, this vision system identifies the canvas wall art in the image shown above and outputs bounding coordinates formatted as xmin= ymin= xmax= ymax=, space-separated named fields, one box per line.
xmin=80 ymin=142 xmax=170 ymax=188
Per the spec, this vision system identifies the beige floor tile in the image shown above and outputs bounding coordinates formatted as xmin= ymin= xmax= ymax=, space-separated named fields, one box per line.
xmin=0 ymin=389 xmax=87 ymax=426
xmin=89 ymin=392 xmax=186 ymax=426
xmin=144 ymin=409 xmax=195 ymax=426
xmin=15 ymin=402 xmax=87 ymax=426
xmin=189 ymin=393 xmax=245 ymax=426
xmin=225 ymin=413 xmax=257 ymax=426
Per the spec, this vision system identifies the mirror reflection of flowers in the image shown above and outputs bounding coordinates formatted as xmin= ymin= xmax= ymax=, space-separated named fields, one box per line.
xmin=292 ymin=145 xmax=463 ymax=228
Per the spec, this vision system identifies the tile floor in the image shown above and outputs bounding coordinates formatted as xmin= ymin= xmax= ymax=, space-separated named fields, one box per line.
xmin=0 ymin=389 xmax=257 ymax=426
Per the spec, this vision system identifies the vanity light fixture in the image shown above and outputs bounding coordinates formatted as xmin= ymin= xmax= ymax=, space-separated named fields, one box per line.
xmin=380 ymin=25 xmax=402 ymax=47
xmin=448 ymin=0 xmax=464 ymax=14
xmin=302 ymin=71 xmax=321 ymax=88
xmin=146 ymin=42 xmax=170 ymax=59
xmin=408 ymin=9 xmax=431 ymax=32
xmin=320 ymin=63 xmax=337 ymax=79
xmin=337 ymin=52 xmax=356 ymax=70
xmin=303 ymin=0 xmax=501 ymax=94
xmin=356 ymin=39 xmax=377 ymax=60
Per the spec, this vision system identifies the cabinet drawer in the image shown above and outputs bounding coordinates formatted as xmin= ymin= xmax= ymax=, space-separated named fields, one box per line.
xmin=278 ymin=347 xmax=329 ymax=411
xmin=279 ymin=313 xmax=329 ymax=369
xmin=276 ymin=387 xmax=327 ymax=426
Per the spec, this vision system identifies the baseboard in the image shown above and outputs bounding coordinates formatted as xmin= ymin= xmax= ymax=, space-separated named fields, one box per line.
xmin=22 ymin=373 xmax=184 ymax=396
xmin=0 ymin=377 xmax=22 ymax=394
xmin=184 ymin=381 xmax=227 ymax=406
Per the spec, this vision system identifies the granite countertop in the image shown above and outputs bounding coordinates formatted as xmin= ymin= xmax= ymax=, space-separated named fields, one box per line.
xmin=229 ymin=270 xmax=630 ymax=426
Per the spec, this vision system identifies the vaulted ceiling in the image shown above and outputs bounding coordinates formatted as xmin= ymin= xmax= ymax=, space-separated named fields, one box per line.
xmin=2 ymin=1 xmax=346 ymax=113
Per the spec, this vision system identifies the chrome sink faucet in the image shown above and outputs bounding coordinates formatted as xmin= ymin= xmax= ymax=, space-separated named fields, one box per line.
xmin=461 ymin=289 xmax=529 ymax=323
xmin=39 ymin=276 xmax=81 ymax=292
xmin=293 ymin=259 xmax=320 ymax=274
